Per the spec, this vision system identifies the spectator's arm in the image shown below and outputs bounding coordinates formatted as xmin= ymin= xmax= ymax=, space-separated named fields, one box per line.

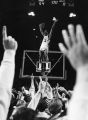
xmin=28 ymin=76 xmax=48 ymax=111
xmin=27 ymin=76 xmax=43 ymax=110
xmin=27 ymin=91 xmax=42 ymax=111
xmin=0 ymin=26 xmax=17 ymax=120
xmin=58 ymin=24 xmax=88 ymax=120
xmin=29 ymin=73 xmax=35 ymax=99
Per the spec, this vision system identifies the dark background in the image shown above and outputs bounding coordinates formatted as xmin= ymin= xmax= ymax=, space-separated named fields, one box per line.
xmin=0 ymin=0 xmax=88 ymax=91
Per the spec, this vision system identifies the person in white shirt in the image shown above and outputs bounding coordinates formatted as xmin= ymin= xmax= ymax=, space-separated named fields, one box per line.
xmin=58 ymin=24 xmax=88 ymax=120
xmin=0 ymin=25 xmax=17 ymax=120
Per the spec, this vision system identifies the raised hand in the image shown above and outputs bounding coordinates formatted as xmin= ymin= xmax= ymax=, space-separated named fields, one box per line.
xmin=45 ymin=82 xmax=53 ymax=99
xmin=2 ymin=26 xmax=18 ymax=51
xmin=38 ymin=76 xmax=46 ymax=93
xmin=39 ymin=23 xmax=45 ymax=29
xmin=54 ymin=18 xmax=58 ymax=22
xmin=31 ymin=73 xmax=34 ymax=80
xmin=58 ymin=24 xmax=88 ymax=70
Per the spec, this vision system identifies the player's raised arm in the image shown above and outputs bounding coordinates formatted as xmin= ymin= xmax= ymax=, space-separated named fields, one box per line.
xmin=49 ymin=19 xmax=58 ymax=40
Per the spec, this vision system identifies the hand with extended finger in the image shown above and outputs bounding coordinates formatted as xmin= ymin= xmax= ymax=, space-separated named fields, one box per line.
xmin=2 ymin=26 xmax=18 ymax=51
xmin=58 ymin=24 xmax=88 ymax=70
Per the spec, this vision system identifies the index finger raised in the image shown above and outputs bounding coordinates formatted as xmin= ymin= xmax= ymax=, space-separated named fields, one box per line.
xmin=2 ymin=26 xmax=7 ymax=40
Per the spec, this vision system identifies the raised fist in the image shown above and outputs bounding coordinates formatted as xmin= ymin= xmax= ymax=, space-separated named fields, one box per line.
xmin=2 ymin=26 xmax=18 ymax=51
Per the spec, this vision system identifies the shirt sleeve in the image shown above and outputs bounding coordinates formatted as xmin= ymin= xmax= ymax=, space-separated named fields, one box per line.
xmin=28 ymin=91 xmax=41 ymax=110
xmin=0 ymin=50 xmax=16 ymax=120
xmin=67 ymin=65 xmax=88 ymax=120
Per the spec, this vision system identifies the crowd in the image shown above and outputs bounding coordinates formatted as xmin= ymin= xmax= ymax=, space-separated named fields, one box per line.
xmin=10 ymin=75 xmax=71 ymax=120
xmin=0 ymin=23 xmax=88 ymax=120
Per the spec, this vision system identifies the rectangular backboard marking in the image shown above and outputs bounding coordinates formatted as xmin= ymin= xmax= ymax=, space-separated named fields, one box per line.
xmin=21 ymin=50 xmax=65 ymax=80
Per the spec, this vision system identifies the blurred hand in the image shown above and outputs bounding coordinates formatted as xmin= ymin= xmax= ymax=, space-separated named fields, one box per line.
xmin=31 ymin=73 xmax=34 ymax=80
xmin=58 ymin=24 xmax=88 ymax=70
xmin=2 ymin=26 xmax=18 ymax=51
xmin=53 ymin=17 xmax=58 ymax=22
xmin=54 ymin=18 xmax=58 ymax=22
xmin=38 ymin=76 xmax=46 ymax=94
xmin=44 ymin=82 xmax=53 ymax=99
xmin=59 ymin=86 xmax=67 ymax=94
xmin=39 ymin=23 xmax=45 ymax=28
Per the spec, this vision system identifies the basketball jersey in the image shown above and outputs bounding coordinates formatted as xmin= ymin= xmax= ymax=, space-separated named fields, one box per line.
xmin=40 ymin=35 xmax=49 ymax=51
